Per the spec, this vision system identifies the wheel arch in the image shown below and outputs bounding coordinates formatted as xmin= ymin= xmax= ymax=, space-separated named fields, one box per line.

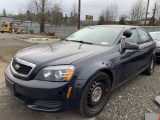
xmin=82 ymin=68 xmax=114 ymax=90
xmin=100 ymin=69 xmax=114 ymax=87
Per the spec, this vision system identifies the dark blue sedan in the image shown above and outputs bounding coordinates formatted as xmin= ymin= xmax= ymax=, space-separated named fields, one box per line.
xmin=5 ymin=25 xmax=156 ymax=117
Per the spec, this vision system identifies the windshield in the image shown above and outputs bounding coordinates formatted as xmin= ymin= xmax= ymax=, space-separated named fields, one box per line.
xmin=150 ymin=32 xmax=160 ymax=41
xmin=1 ymin=24 xmax=5 ymax=27
xmin=65 ymin=27 xmax=123 ymax=45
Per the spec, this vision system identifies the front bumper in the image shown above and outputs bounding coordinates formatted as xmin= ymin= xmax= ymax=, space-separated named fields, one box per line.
xmin=5 ymin=65 xmax=83 ymax=112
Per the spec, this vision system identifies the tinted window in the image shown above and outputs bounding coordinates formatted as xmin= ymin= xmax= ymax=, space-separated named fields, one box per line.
xmin=138 ymin=29 xmax=151 ymax=43
xmin=125 ymin=29 xmax=139 ymax=44
xmin=66 ymin=27 xmax=123 ymax=45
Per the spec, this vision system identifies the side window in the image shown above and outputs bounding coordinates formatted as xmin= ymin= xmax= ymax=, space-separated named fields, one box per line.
xmin=125 ymin=29 xmax=139 ymax=44
xmin=137 ymin=29 xmax=151 ymax=43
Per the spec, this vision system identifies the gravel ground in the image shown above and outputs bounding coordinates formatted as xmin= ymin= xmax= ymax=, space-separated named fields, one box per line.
xmin=0 ymin=37 xmax=160 ymax=120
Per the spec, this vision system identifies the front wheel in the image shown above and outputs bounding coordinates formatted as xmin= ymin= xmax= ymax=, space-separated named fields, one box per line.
xmin=144 ymin=56 xmax=156 ymax=75
xmin=79 ymin=72 xmax=111 ymax=117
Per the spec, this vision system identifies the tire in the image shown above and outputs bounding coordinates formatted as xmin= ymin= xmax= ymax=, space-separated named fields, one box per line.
xmin=144 ymin=56 xmax=156 ymax=75
xmin=79 ymin=72 xmax=111 ymax=117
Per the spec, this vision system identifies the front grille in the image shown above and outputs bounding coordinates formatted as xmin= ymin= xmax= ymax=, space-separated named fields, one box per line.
xmin=12 ymin=59 xmax=32 ymax=75
xmin=11 ymin=57 xmax=36 ymax=78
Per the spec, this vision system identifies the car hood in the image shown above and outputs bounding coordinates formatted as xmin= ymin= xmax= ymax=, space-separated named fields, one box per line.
xmin=15 ymin=41 xmax=108 ymax=65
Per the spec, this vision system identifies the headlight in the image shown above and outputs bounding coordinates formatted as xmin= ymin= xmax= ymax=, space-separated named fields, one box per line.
xmin=35 ymin=65 xmax=75 ymax=81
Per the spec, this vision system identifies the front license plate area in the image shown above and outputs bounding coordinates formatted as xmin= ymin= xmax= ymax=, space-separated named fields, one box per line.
xmin=6 ymin=78 xmax=16 ymax=95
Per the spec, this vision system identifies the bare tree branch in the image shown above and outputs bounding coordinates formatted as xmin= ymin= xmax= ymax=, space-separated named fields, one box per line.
xmin=31 ymin=0 xmax=62 ymax=33
xmin=130 ymin=0 xmax=145 ymax=25
xmin=99 ymin=3 xmax=118 ymax=24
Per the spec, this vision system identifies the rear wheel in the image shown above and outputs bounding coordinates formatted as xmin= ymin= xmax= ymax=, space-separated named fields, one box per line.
xmin=79 ymin=72 xmax=111 ymax=117
xmin=144 ymin=56 xmax=156 ymax=75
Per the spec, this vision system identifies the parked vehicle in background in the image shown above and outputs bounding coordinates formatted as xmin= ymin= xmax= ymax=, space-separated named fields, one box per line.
xmin=0 ymin=21 xmax=21 ymax=33
xmin=5 ymin=25 xmax=156 ymax=117
xmin=150 ymin=32 xmax=160 ymax=61
xmin=0 ymin=21 xmax=12 ymax=33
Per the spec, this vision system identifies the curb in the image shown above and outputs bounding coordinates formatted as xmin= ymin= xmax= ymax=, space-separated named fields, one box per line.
xmin=14 ymin=37 xmax=60 ymax=44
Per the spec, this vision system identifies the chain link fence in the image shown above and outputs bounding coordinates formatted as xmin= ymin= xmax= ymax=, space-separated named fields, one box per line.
xmin=22 ymin=26 xmax=80 ymax=38
xmin=21 ymin=26 xmax=160 ymax=38
xmin=142 ymin=26 xmax=160 ymax=32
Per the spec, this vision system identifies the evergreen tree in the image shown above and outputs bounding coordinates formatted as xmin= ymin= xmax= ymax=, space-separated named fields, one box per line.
xmin=119 ymin=17 xmax=126 ymax=25
xmin=98 ymin=16 xmax=105 ymax=25
xmin=3 ymin=8 xmax=7 ymax=16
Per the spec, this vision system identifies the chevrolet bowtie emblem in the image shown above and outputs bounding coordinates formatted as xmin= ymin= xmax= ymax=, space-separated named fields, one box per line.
xmin=15 ymin=64 xmax=20 ymax=70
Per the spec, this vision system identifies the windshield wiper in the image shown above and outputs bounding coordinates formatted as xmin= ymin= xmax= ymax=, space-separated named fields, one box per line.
xmin=61 ymin=38 xmax=70 ymax=41
xmin=62 ymin=39 xmax=93 ymax=45
xmin=70 ymin=40 xmax=93 ymax=45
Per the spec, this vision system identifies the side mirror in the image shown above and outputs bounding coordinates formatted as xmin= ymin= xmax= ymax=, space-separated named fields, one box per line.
xmin=123 ymin=42 xmax=139 ymax=50
xmin=123 ymin=29 xmax=132 ymax=38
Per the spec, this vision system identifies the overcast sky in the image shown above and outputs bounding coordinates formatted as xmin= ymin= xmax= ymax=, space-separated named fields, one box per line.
xmin=0 ymin=0 xmax=157 ymax=20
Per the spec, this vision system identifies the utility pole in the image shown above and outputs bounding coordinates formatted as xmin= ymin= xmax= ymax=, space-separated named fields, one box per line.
xmin=77 ymin=0 xmax=81 ymax=30
xmin=158 ymin=5 xmax=160 ymax=26
xmin=145 ymin=0 xmax=150 ymax=25
xmin=152 ymin=3 xmax=157 ymax=25
xmin=158 ymin=1 xmax=160 ymax=26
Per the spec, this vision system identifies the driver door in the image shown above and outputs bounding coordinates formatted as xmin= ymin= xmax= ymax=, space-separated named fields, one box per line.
xmin=120 ymin=28 xmax=144 ymax=82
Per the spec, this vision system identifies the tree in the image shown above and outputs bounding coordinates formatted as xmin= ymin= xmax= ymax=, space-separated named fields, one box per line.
xmin=104 ymin=3 xmax=118 ymax=24
xmin=156 ymin=0 xmax=160 ymax=25
xmin=15 ymin=9 xmax=26 ymax=21
xmin=119 ymin=14 xmax=127 ymax=25
xmin=64 ymin=14 xmax=68 ymax=25
xmin=69 ymin=3 xmax=78 ymax=26
xmin=3 ymin=8 xmax=7 ymax=16
xmin=98 ymin=15 xmax=105 ymax=25
xmin=98 ymin=3 xmax=118 ymax=24
xmin=32 ymin=0 xmax=62 ymax=33
xmin=130 ymin=0 xmax=145 ymax=25
xmin=51 ymin=3 xmax=63 ymax=26
xmin=26 ymin=1 xmax=34 ymax=22
xmin=119 ymin=18 xmax=125 ymax=25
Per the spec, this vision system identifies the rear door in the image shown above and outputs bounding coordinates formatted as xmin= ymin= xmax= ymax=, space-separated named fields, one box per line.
xmin=137 ymin=28 xmax=155 ymax=66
